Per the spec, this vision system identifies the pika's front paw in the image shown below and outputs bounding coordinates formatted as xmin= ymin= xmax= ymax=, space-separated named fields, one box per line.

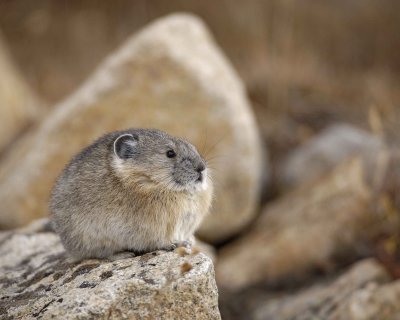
xmin=161 ymin=240 xmax=193 ymax=252
xmin=173 ymin=240 xmax=192 ymax=249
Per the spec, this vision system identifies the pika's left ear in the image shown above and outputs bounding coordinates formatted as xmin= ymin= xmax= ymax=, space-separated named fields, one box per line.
xmin=113 ymin=133 xmax=138 ymax=159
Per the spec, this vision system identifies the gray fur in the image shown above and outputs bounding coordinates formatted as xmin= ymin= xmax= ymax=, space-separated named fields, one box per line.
xmin=50 ymin=128 xmax=213 ymax=260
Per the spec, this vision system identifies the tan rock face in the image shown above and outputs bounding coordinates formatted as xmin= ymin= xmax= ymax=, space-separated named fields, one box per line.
xmin=0 ymin=14 xmax=263 ymax=242
xmin=0 ymin=33 xmax=42 ymax=155
xmin=0 ymin=219 xmax=221 ymax=319
xmin=216 ymin=153 xmax=400 ymax=291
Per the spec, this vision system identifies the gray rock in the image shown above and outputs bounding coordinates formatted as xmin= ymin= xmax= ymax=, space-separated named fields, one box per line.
xmin=0 ymin=14 xmax=263 ymax=244
xmin=0 ymin=220 xmax=221 ymax=319
xmin=217 ymin=152 xmax=400 ymax=291
xmin=278 ymin=123 xmax=383 ymax=190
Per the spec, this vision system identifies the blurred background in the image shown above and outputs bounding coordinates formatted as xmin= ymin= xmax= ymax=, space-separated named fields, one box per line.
xmin=1 ymin=1 xmax=400 ymax=319
xmin=2 ymin=0 xmax=400 ymax=150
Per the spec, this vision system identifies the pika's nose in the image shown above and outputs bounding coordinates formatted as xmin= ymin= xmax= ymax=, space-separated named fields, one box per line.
xmin=196 ymin=162 xmax=206 ymax=182
xmin=196 ymin=163 xmax=206 ymax=173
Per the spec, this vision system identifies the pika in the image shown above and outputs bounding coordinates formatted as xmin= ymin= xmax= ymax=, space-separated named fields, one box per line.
xmin=50 ymin=128 xmax=213 ymax=260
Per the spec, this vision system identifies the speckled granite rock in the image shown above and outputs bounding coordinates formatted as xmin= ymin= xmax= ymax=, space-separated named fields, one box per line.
xmin=0 ymin=14 xmax=263 ymax=244
xmin=0 ymin=220 xmax=221 ymax=319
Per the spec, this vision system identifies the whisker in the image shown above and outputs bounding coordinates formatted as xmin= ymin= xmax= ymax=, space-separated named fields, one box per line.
xmin=205 ymin=153 xmax=230 ymax=163
xmin=202 ymin=129 xmax=230 ymax=159
xmin=198 ymin=126 xmax=209 ymax=157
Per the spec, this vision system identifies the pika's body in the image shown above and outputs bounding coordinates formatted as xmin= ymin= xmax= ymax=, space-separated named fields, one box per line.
xmin=50 ymin=129 xmax=213 ymax=260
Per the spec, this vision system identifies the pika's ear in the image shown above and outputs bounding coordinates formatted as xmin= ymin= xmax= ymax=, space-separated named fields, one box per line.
xmin=113 ymin=134 xmax=138 ymax=159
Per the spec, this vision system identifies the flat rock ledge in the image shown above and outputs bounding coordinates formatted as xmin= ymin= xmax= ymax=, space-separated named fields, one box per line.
xmin=0 ymin=222 xmax=221 ymax=319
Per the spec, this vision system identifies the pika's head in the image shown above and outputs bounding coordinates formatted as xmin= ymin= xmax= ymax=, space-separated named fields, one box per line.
xmin=111 ymin=129 xmax=209 ymax=193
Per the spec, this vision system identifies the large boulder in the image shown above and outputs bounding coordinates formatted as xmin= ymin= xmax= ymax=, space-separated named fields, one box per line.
xmin=0 ymin=220 xmax=221 ymax=319
xmin=0 ymin=33 xmax=42 ymax=155
xmin=216 ymin=150 xmax=400 ymax=291
xmin=0 ymin=14 xmax=263 ymax=243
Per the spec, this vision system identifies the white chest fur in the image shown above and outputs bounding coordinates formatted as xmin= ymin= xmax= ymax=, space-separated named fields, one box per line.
xmin=173 ymin=195 xmax=201 ymax=241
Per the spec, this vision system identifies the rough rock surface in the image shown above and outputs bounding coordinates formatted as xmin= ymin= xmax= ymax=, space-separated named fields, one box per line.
xmin=278 ymin=123 xmax=383 ymax=190
xmin=0 ymin=14 xmax=263 ymax=243
xmin=0 ymin=220 xmax=221 ymax=319
xmin=216 ymin=153 xmax=400 ymax=291
xmin=0 ymin=33 xmax=42 ymax=155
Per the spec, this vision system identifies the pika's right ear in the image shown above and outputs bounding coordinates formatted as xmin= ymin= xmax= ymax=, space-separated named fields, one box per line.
xmin=113 ymin=134 xmax=138 ymax=159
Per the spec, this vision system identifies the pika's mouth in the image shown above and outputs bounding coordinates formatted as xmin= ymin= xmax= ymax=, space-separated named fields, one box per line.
xmin=196 ymin=172 xmax=203 ymax=183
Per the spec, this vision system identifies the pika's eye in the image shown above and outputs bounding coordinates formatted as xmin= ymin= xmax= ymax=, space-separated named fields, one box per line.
xmin=166 ymin=150 xmax=176 ymax=158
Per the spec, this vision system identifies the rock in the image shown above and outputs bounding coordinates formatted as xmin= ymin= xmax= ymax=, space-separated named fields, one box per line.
xmin=0 ymin=33 xmax=42 ymax=155
xmin=0 ymin=219 xmax=221 ymax=319
xmin=342 ymin=278 xmax=400 ymax=320
xmin=250 ymin=259 xmax=393 ymax=320
xmin=277 ymin=123 xmax=383 ymax=190
xmin=0 ymin=14 xmax=263 ymax=243
xmin=216 ymin=152 xmax=400 ymax=291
